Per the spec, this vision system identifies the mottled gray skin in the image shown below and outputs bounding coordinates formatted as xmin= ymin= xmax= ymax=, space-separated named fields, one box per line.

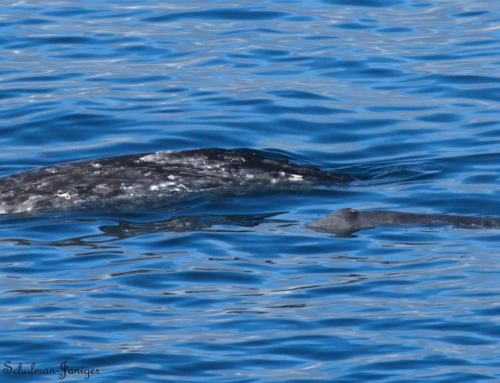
xmin=308 ymin=208 xmax=500 ymax=234
xmin=0 ymin=148 xmax=353 ymax=215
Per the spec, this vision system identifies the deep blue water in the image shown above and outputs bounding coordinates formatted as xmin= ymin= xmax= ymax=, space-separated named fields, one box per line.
xmin=1 ymin=0 xmax=500 ymax=381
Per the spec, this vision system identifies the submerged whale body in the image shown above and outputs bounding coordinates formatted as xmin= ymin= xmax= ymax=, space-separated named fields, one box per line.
xmin=0 ymin=148 xmax=353 ymax=215
xmin=308 ymin=208 xmax=500 ymax=235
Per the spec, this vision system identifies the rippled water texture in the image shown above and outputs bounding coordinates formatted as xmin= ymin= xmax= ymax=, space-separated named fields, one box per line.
xmin=2 ymin=0 xmax=500 ymax=381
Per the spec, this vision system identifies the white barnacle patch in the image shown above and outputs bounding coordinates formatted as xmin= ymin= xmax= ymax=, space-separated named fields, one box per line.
xmin=46 ymin=168 xmax=58 ymax=174
xmin=159 ymin=182 xmax=176 ymax=188
xmin=289 ymin=174 xmax=303 ymax=181
xmin=150 ymin=181 xmax=180 ymax=192
xmin=140 ymin=151 xmax=171 ymax=163
xmin=120 ymin=183 xmax=134 ymax=190
xmin=168 ymin=175 xmax=175 ymax=180
xmin=279 ymin=172 xmax=286 ymax=177
xmin=246 ymin=174 xmax=255 ymax=179
xmin=91 ymin=163 xmax=102 ymax=169
xmin=56 ymin=190 xmax=71 ymax=200
xmin=95 ymin=184 xmax=112 ymax=195
xmin=139 ymin=154 xmax=153 ymax=161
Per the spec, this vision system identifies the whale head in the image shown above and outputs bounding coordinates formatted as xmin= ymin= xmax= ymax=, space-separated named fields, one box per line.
xmin=307 ymin=208 xmax=360 ymax=234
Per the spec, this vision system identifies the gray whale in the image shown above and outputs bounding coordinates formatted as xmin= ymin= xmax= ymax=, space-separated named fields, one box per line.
xmin=0 ymin=148 xmax=353 ymax=215
xmin=308 ymin=208 xmax=500 ymax=235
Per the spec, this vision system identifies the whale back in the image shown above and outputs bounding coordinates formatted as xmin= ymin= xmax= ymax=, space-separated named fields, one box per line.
xmin=0 ymin=149 xmax=353 ymax=215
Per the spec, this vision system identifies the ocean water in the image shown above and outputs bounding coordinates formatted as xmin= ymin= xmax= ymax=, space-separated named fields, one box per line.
xmin=1 ymin=0 xmax=500 ymax=381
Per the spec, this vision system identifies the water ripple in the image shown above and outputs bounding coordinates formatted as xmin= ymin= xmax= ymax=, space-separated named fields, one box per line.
xmin=2 ymin=0 xmax=500 ymax=382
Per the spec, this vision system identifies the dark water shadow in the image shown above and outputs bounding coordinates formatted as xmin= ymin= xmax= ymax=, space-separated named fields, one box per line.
xmin=0 ymin=211 xmax=295 ymax=249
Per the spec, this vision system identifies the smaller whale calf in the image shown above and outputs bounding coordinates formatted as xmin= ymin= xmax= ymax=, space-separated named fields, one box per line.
xmin=307 ymin=208 xmax=500 ymax=235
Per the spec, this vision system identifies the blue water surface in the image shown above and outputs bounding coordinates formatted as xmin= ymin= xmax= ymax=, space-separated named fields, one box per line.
xmin=1 ymin=0 xmax=500 ymax=381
